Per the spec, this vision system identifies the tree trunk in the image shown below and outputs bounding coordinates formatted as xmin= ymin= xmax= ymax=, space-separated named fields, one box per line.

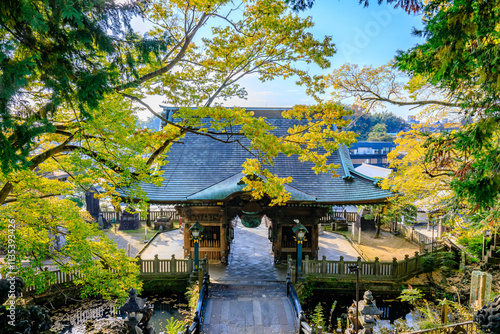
xmin=374 ymin=213 xmax=381 ymax=239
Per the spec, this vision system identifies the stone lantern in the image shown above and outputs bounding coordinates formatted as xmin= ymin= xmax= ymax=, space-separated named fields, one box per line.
xmin=358 ymin=290 xmax=383 ymax=333
xmin=120 ymin=288 xmax=146 ymax=334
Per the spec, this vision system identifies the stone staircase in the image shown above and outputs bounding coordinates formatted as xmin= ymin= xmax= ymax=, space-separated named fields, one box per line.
xmin=485 ymin=245 xmax=500 ymax=265
xmin=201 ymin=282 xmax=297 ymax=334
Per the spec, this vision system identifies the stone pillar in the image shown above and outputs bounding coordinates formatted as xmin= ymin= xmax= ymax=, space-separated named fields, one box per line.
xmin=182 ymin=209 xmax=191 ymax=259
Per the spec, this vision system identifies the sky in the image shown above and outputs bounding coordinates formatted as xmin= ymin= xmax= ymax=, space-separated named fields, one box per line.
xmin=138 ymin=1 xmax=424 ymax=121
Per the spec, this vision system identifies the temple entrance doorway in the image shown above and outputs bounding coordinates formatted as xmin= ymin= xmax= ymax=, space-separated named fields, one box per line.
xmin=217 ymin=215 xmax=283 ymax=282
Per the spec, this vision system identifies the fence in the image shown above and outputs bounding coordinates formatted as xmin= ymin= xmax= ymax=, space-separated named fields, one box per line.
xmin=319 ymin=211 xmax=358 ymax=224
xmin=138 ymin=254 xmax=193 ymax=276
xmin=397 ymin=224 xmax=434 ymax=245
xmin=401 ymin=321 xmax=479 ymax=333
xmin=101 ymin=208 xmax=182 ymax=222
xmin=104 ymin=209 xmax=355 ymax=225
xmin=68 ymin=303 xmax=116 ymax=326
xmin=24 ymin=254 xmax=192 ymax=293
xmin=288 ymin=252 xmax=425 ymax=281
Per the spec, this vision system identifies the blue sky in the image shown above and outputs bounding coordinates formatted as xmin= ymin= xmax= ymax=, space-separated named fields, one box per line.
xmin=139 ymin=1 xmax=423 ymax=120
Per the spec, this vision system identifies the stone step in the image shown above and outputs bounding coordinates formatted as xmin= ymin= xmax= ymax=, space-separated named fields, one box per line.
xmin=207 ymin=283 xmax=287 ymax=298
xmin=485 ymin=255 xmax=500 ymax=265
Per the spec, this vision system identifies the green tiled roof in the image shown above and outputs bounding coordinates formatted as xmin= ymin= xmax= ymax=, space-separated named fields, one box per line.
xmin=124 ymin=110 xmax=392 ymax=205
xmin=187 ymin=172 xmax=317 ymax=202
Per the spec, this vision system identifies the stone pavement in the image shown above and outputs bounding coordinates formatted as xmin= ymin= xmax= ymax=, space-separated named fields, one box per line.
xmin=139 ymin=229 xmax=184 ymax=260
xmin=201 ymin=283 xmax=297 ymax=334
xmin=209 ymin=222 xmax=286 ymax=283
xmin=318 ymin=230 xmax=359 ymax=261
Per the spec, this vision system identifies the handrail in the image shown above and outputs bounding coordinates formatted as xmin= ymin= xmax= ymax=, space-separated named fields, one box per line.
xmin=287 ymin=251 xmax=445 ymax=281
xmin=401 ymin=321 xmax=479 ymax=333
xmin=286 ymin=273 xmax=315 ymax=334
xmin=182 ymin=271 xmax=209 ymax=334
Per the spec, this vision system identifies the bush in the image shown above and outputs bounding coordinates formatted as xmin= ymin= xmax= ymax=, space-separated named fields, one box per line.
xmin=311 ymin=303 xmax=325 ymax=330
xmin=457 ymin=235 xmax=486 ymax=260
xmin=165 ymin=317 xmax=188 ymax=333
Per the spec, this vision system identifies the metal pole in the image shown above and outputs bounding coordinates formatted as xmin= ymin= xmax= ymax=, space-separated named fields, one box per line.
xmin=297 ymin=239 xmax=303 ymax=274
xmin=295 ymin=219 xmax=299 ymax=282
xmin=194 ymin=240 xmax=199 ymax=271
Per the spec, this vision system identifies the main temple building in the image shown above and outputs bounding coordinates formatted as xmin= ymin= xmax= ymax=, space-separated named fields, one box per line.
xmin=123 ymin=107 xmax=392 ymax=264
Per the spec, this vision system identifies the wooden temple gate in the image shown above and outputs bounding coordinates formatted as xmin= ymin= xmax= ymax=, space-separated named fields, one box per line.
xmin=177 ymin=196 xmax=328 ymax=264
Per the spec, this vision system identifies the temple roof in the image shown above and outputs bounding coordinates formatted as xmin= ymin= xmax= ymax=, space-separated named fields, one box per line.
xmin=125 ymin=108 xmax=392 ymax=205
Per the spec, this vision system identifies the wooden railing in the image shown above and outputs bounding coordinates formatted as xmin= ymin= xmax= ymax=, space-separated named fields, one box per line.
xmin=105 ymin=209 xmax=355 ymax=224
xmin=101 ymin=208 xmax=182 ymax=222
xmin=288 ymin=252 xmax=427 ymax=281
xmin=401 ymin=321 xmax=479 ymax=333
xmin=181 ymin=271 xmax=210 ymax=334
xmin=24 ymin=254 xmax=193 ymax=293
xmin=286 ymin=273 xmax=316 ymax=334
xmin=319 ymin=211 xmax=358 ymax=223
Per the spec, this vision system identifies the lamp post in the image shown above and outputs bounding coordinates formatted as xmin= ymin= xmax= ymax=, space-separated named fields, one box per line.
xmin=348 ymin=264 xmax=360 ymax=333
xmin=293 ymin=220 xmax=308 ymax=278
xmin=189 ymin=221 xmax=204 ymax=271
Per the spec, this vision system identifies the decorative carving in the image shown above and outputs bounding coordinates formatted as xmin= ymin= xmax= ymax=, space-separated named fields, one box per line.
xmin=190 ymin=214 xmax=219 ymax=222
xmin=474 ymin=295 xmax=500 ymax=333
xmin=0 ymin=276 xmax=24 ymax=305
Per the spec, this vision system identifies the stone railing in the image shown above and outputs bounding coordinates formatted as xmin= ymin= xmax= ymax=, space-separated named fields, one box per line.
xmin=24 ymin=254 xmax=193 ymax=293
xmin=397 ymin=224 xmax=434 ymax=246
xmin=288 ymin=252 xmax=426 ymax=281
xmin=137 ymin=254 xmax=193 ymax=276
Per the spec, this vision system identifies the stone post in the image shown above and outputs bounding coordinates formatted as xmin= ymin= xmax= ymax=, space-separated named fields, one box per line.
xmin=339 ymin=256 xmax=344 ymax=278
xmin=171 ymin=254 xmax=177 ymax=274
xmin=392 ymin=257 xmax=398 ymax=279
xmin=374 ymin=257 xmax=380 ymax=276
xmin=153 ymin=254 xmax=159 ymax=274
xmin=415 ymin=251 xmax=420 ymax=271
xmin=404 ymin=254 xmax=410 ymax=276
xmin=321 ymin=255 xmax=327 ymax=277
xmin=204 ymin=254 xmax=209 ymax=275
xmin=137 ymin=256 xmax=142 ymax=274
xmin=187 ymin=254 xmax=193 ymax=273
xmin=304 ymin=255 xmax=309 ymax=275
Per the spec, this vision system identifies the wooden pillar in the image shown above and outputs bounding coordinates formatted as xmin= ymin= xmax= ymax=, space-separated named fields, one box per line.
xmin=182 ymin=209 xmax=191 ymax=259
xmin=276 ymin=218 xmax=283 ymax=262
xmin=311 ymin=224 xmax=319 ymax=260
xmin=220 ymin=209 xmax=228 ymax=263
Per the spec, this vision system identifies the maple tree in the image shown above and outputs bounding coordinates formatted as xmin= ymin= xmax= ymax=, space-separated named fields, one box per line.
xmin=0 ymin=0 xmax=356 ymax=299
xmin=327 ymin=60 xmax=500 ymax=239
